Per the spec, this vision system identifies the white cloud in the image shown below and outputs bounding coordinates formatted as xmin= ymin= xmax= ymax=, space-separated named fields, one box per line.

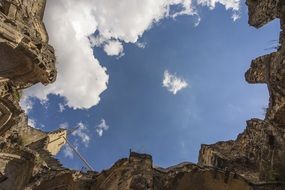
xmin=96 ymin=119 xmax=109 ymax=137
xmin=59 ymin=122 xmax=69 ymax=129
xmin=61 ymin=122 xmax=90 ymax=159
xmin=62 ymin=144 xmax=78 ymax=159
xmin=21 ymin=0 xmax=240 ymax=110
xmin=89 ymin=35 xmax=106 ymax=47
xmin=58 ymin=103 xmax=66 ymax=112
xmin=232 ymin=12 xmax=240 ymax=21
xmin=194 ymin=16 xmax=201 ymax=27
xmin=39 ymin=99 xmax=49 ymax=110
xmin=90 ymin=1 xmax=195 ymax=43
xmin=136 ymin=42 xmax=147 ymax=49
xmin=72 ymin=122 xmax=90 ymax=147
xmin=197 ymin=0 xmax=240 ymax=21
xmin=63 ymin=145 xmax=74 ymax=159
xmin=163 ymin=70 xmax=188 ymax=94
xmin=19 ymin=97 xmax=34 ymax=114
xmin=103 ymin=40 xmax=124 ymax=56
xmin=197 ymin=0 xmax=239 ymax=10
xmin=19 ymin=98 xmax=39 ymax=128
xmin=27 ymin=118 xmax=45 ymax=129
xmin=23 ymin=0 xmax=109 ymax=109
xmin=28 ymin=118 xmax=37 ymax=128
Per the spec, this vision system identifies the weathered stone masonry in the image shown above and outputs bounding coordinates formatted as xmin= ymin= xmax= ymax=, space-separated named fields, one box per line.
xmin=199 ymin=0 xmax=285 ymax=186
xmin=0 ymin=0 xmax=285 ymax=190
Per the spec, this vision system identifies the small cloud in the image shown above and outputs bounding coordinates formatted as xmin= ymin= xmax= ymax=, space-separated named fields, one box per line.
xmin=194 ymin=16 xmax=201 ymax=27
xmin=39 ymin=99 xmax=49 ymax=109
xmin=96 ymin=119 xmax=109 ymax=137
xmin=162 ymin=70 xmax=188 ymax=95
xmin=197 ymin=0 xmax=241 ymax=21
xmin=89 ymin=35 xmax=106 ymax=47
xmin=63 ymin=145 xmax=73 ymax=159
xmin=72 ymin=122 xmax=90 ymax=147
xmin=19 ymin=97 xmax=34 ymax=114
xmin=59 ymin=122 xmax=69 ymax=129
xmin=28 ymin=118 xmax=37 ymax=128
xmin=58 ymin=103 xmax=66 ymax=112
xmin=116 ymin=52 xmax=125 ymax=60
xmin=136 ymin=41 xmax=147 ymax=49
xmin=232 ymin=12 xmax=240 ymax=21
xmin=28 ymin=119 xmax=45 ymax=129
xmin=103 ymin=40 xmax=124 ymax=56
xmin=62 ymin=144 xmax=77 ymax=159
xmin=25 ymin=0 xmax=240 ymax=110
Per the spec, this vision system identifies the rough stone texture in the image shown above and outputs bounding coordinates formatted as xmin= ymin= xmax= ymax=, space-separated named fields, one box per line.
xmin=0 ymin=0 xmax=56 ymax=89
xmin=0 ymin=143 xmax=35 ymax=190
xmin=26 ymin=152 xmax=255 ymax=190
xmin=199 ymin=0 xmax=285 ymax=187
xmin=0 ymin=0 xmax=285 ymax=190
xmin=199 ymin=119 xmax=285 ymax=182
xmin=0 ymin=1 xmax=65 ymax=189
xmin=246 ymin=0 xmax=280 ymax=28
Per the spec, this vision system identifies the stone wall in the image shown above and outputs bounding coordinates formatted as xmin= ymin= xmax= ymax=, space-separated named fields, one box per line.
xmin=0 ymin=146 xmax=35 ymax=190
xmin=0 ymin=0 xmax=56 ymax=89
xmin=0 ymin=0 xmax=285 ymax=189
xmin=46 ymin=129 xmax=67 ymax=156
xmin=198 ymin=0 xmax=285 ymax=186
xmin=246 ymin=0 xmax=280 ymax=28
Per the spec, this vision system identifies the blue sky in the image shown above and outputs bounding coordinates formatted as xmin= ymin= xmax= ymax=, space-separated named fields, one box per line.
xmin=23 ymin=1 xmax=280 ymax=171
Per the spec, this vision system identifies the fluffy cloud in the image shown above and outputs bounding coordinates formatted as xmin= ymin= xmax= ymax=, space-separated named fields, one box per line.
xmin=19 ymin=97 xmax=34 ymax=114
xmin=197 ymin=0 xmax=240 ymax=10
xmin=62 ymin=144 xmax=75 ymax=159
xmin=59 ymin=122 xmax=90 ymax=159
xmin=19 ymin=98 xmax=39 ymax=128
xmin=23 ymin=0 xmax=109 ymax=109
xmin=22 ymin=0 xmax=240 ymax=110
xmin=28 ymin=118 xmax=37 ymax=128
xmin=197 ymin=0 xmax=240 ymax=21
xmin=62 ymin=139 xmax=82 ymax=159
xmin=96 ymin=119 xmax=109 ymax=137
xmin=136 ymin=42 xmax=147 ymax=49
xmin=231 ymin=12 xmax=240 ymax=21
xmin=72 ymin=122 xmax=91 ymax=147
xmin=163 ymin=70 xmax=188 ymax=94
xmin=103 ymin=40 xmax=124 ymax=56
xmin=27 ymin=118 xmax=45 ymax=129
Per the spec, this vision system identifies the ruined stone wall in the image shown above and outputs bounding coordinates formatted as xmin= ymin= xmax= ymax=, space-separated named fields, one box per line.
xmin=0 ymin=0 xmax=285 ymax=189
xmin=28 ymin=152 xmax=255 ymax=190
xmin=0 ymin=146 xmax=35 ymax=190
xmin=96 ymin=153 xmax=257 ymax=190
xmin=247 ymin=0 xmax=280 ymax=28
xmin=3 ymin=114 xmax=47 ymax=147
xmin=46 ymin=129 xmax=67 ymax=156
xmin=0 ymin=1 xmax=64 ymax=189
xmin=0 ymin=0 xmax=56 ymax=89
xmin=198 ymin=0 xmax=285 ymax=186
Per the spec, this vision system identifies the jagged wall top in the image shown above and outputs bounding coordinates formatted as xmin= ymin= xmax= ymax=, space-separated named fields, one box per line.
xmin=246 ymin=0 xmax=280 ymax=28
xmin=198 ymin=0 xmax=285 ymax=185
xmin=0 ymin=0 xmax=56 ymax=89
